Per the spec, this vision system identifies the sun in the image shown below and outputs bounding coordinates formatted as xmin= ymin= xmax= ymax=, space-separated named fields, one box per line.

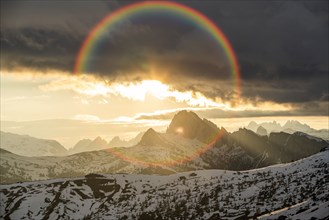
xmin=73 ymin=78 xmax=222 ymax=107
xmin=113 ymin=80 xmax=170 ymax=101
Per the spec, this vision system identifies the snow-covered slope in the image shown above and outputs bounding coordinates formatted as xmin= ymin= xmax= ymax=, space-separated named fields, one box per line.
xmin=0 ymin=132 xmax=206 ymax=184
xmin=0 ymin=150 xmax=328 ymax=220
xmin=0 ymin=131 xmax=67 ymax=157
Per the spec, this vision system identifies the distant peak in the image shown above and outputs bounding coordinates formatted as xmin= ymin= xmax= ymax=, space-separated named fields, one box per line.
xmin=139 ymin=128 xmax=163 ymax=146
xmin=92 ymin=136 xmax=108 ymax=146
xmin=76 ymin=139 xmax=92 ymax=144
xmin=287 ymin=120 xmax=298 ymax=123
xmin=94 ymin=136 xmax=103 ymax=141
xmin=143 ymin=128 xmax=158 ymax=138
xmin=239 ymin=128 xmax=256 ymax=134
xmin=283 ymin=120 xmax=311 ymax=130
xmin=111 ymin=136 xmax=121 ymax=142
xmin=256 ymin=126 xmax=267 ymax=136
xmin=108 ymin=136 xmax=124 ymax=147
xmin=284 ymin=120 xmax=302 ymax=126
xmin=246 ymin=121 xmax=259 ymax=131
xmin=70 ymin=139 xmax=92 ymax=151
xmin=248 ymin=121 xmax=258 ymax=126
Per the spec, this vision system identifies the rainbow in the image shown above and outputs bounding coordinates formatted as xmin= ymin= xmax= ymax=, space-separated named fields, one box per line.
xmin=74 ymin=1 xmax=240 ymax=95
xmin=74 ymin=1 xmax=240 ymax=167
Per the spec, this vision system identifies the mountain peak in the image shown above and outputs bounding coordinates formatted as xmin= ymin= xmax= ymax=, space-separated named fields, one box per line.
xmin=139 ymin=128 xmax=164 ymax=146
xmin=285 ymin=120 xmax=300 ymax=124
xmin=91 ymin=136 xmax=108 ymax=148
xmin=166 ymin=111 xmax=220 ymax=143
xmin=69 ymin=136 xmax=108 ymax=154
xmin=246 ymin=121 xmax=259 ymax=132
xmin=72 ymin=139 xmax=92 ymax=148
xmin=112 ymin=136 xmax=121 ymax=141
xmin=247 ymin=121 xmax=258 ymax=127
xmin=166 ymin=111 xmax=204 ymax=137
xmin=94 ymin=136 xmax=103 ymax=141
xmin=283 ymin=120 xmax=311 ymax=131
xmin=256 ymin=126 xmax=267 ymax=136
xmin=108 ymin=136 xmax=123 ymax=147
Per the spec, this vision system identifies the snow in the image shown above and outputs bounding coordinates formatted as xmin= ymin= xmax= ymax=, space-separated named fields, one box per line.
xmin=0 ymin=131 xmax=67 ymax=157
xmin=0 ymin=150 xmax=328 ymax=219
xmin=258 ymin=200 xmax=329 ymax=220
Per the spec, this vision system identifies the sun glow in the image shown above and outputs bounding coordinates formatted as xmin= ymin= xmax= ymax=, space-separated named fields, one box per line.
xmin=2 ymin=70 xmax=293 ymax=119
xmin=40 ymin=75 xmax=222 ymax=108
xmin=111 ymin=80 xmax=222 ymax=107
xmin=112 ymin=80 xmax=169 ymax=101
xmin=36 ymin=72 xmax=295 ymax=113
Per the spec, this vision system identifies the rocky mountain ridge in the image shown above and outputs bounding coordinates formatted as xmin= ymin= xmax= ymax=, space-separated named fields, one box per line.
xmin=1 ymin=111 xmax=327 ymax=184
xmin=246 ymin=120 xmax=329 ymax=140
xmin=0 ymin=131 xmax=143 ymax=157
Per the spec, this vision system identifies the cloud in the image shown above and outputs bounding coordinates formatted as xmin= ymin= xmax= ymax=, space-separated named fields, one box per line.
xmin=34 ymin=72 xmax=302 ymax=115
xmin=72 ymin=114 xmax=100 ymax=122
xmin=39 ymin=74 xmax=226 ymax=108
xmin=1 ymin=95 xmax=48 ymax=102
xmin=1 ymin=1 xmax=328 ymax=114
xmin=209 ymin=1 xmax=328 ymax=103
xmin=133 ymin=101 xmax=328 ymax=121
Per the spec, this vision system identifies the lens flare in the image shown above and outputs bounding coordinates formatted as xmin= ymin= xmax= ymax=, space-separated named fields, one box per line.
xmin=74 ymin=1 xmax=240 ymax=96
xmin=74 ymin=1 xmax=239 ymax=166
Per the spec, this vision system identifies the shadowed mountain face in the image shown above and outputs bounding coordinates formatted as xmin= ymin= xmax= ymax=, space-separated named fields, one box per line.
xmin=167 ymin=110 xmax=220 ymax=143
xmin=0 ymin=111 xmax=328 ymax=184
xmin=173 ymin=111 xmax=328 ymax=170
xmin=139 ymin=128 xmax=165 ymax=146
xmin=269 ymin=132 xmax=327 ymax=162
xmin=227 ymin=129 xmax=328 ymax=167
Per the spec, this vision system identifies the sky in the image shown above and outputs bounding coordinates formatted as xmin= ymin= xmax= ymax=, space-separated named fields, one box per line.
xmin=1 ymin=1 xmax=328 ymax=148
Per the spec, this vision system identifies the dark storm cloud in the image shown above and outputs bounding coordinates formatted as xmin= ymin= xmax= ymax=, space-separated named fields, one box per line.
xmin=135 ymin=101 xmax=329 ymax=121
xmin=1 ymin=1 xmax=328 ymax=115
xmin=1 ymin=1 xmax=231 ymax=80
xmin=0 ymin=1 xmax=120 ymax=72
xmin=1 ymin=28 xmax=80 ymax=72
xmin=78 ymin=17 xmax=232 ymax=83
xmin=204 ymin=1 xmax=328 ymax=105
xmin=241 ymin=76 xmax=329 ymax=103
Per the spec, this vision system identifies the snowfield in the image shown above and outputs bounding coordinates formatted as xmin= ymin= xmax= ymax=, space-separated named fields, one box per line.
xmin=0 ymin=131 xmax=67 ymax=157
xmin=1 ymin=149 xmax=328 ymax=220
